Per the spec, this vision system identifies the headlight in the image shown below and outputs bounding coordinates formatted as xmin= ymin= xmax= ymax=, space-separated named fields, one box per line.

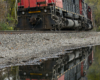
xmin=46 ymin=73 xmax=48 ymax=76
xmin=44 ymin=9 xmax=47 ymax=13
xmin=24 ymin=72 xmax=26 ymax=75
xmin=22 ymin=12 xmax=25 ymax=14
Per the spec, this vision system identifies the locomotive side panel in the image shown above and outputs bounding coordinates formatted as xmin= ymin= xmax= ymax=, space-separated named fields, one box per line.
xmin=19 ymin=0 xmax=48 ymax=8
xmin=18 ymin=0 xmax=63 ymax=8
xmin=24 ymin=0 xmax=30 ymax=8
xmin=79 ymin=0 xmax=82 ymax=15
xmin=29 ymin=0 xmax=37 ymax=8
xmin=82 ymin=0 xmax=84 ymax=15
xmin=75 ymin=0 xmax=79 ymax=14
xmin=81 ymin=62 xmax=84 ymax=77
xmin=87 ymin=6 xmax=92 ymax=20
xmin=62 ymin=0 xmax=67 ymax=10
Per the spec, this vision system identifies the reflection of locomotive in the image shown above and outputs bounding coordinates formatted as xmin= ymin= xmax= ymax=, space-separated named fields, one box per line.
xmin=19 ymin=46 xmax=93 ymax=80
xmin=16 ymin=0 xmax=93 ymax=30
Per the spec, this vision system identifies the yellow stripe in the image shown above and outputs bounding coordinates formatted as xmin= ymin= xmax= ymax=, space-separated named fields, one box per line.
xmin=29 ymin=11 xmax=41 ymax=13
xmin=30 ymin=73 xmax=42 ymax=75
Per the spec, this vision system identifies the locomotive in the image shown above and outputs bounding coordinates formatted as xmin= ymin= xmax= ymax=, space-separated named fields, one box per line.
xmin=16 ymin=0 xmax=93 ymax=30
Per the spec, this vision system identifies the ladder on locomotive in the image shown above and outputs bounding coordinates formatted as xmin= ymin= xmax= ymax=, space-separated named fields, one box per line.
xmin=50 ymin=0 xmax=56 ymax=15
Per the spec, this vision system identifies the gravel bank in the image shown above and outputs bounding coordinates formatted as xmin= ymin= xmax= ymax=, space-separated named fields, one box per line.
xmin=0 ymin=32 xmax=99 ymax=67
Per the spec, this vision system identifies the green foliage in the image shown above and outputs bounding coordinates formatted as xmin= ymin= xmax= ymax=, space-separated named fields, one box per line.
xmin=96 ymin=26 xmax=100 ymax=31
xmin=0 ymin=22 xmax=13 ymax=30
xmin=0 ymin=12 xmax=15 ymax=30
xmin=6 ymin=13 xmax=15 ymax=25
xmin=7 ymin=13 xmax=14 ymax=21
xmin=87 ymin=46 xmax=100 ymax=80
xmin=0 ymin=0 xmax=17 ymax=30
xmin=6 ymin=0 xmax=16 ymax=18
xmin=0 ymin=0 xmax=7 ymax=22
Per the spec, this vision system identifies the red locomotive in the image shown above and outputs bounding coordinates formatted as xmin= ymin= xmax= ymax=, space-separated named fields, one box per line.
xmin=16 ymin=0 xmax=93 ymax=30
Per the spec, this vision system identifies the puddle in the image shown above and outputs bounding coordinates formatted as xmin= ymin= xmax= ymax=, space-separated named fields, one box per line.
xmin=0 ymin=45 xmax=96 ymax=80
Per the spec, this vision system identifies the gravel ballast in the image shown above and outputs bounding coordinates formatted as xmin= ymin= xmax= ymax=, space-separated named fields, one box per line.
xmin=0 ymin=32 xmax=100 ymax=67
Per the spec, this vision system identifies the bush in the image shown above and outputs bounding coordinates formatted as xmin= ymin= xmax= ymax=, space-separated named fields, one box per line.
xmin=97 ymin=26 xmax=100 ymax=31
xmin=0 ymin=22 xmax=14 ymax=30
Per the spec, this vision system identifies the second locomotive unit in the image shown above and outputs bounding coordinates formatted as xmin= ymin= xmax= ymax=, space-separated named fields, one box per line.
xmin=16 ymin=0 xmax=93 ymax=30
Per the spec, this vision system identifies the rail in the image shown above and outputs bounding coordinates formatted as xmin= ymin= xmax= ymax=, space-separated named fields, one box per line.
xmin=0 ymin=30 xmax=93 ymax=34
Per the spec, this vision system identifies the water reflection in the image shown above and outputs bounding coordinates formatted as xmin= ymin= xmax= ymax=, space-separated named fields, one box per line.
xmin=0 ymin=67 xmax=19 ymax=80
xmin=0 ymin=46 xmax=94 ymax=80
xmin=87 ymin=45 xmax=100 ymax=80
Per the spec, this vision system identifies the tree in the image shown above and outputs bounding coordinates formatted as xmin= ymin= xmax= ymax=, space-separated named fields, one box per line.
xmin=0 ymin=0 xmax=7 ymax=22
xmin=0 ymin=0 xmax=14 ymax=30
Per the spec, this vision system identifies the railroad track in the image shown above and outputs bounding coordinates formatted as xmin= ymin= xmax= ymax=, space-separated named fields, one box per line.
xmin=0 ymin=30 xmax=92 ymax=34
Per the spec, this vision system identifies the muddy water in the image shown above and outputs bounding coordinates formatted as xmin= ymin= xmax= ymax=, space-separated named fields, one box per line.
xmin=0 ymin=46 xmax=97 ymax=80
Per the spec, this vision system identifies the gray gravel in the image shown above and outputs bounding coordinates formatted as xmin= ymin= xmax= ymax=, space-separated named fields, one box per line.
xmin=0 ymin=32 xmax=100 ymax=67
